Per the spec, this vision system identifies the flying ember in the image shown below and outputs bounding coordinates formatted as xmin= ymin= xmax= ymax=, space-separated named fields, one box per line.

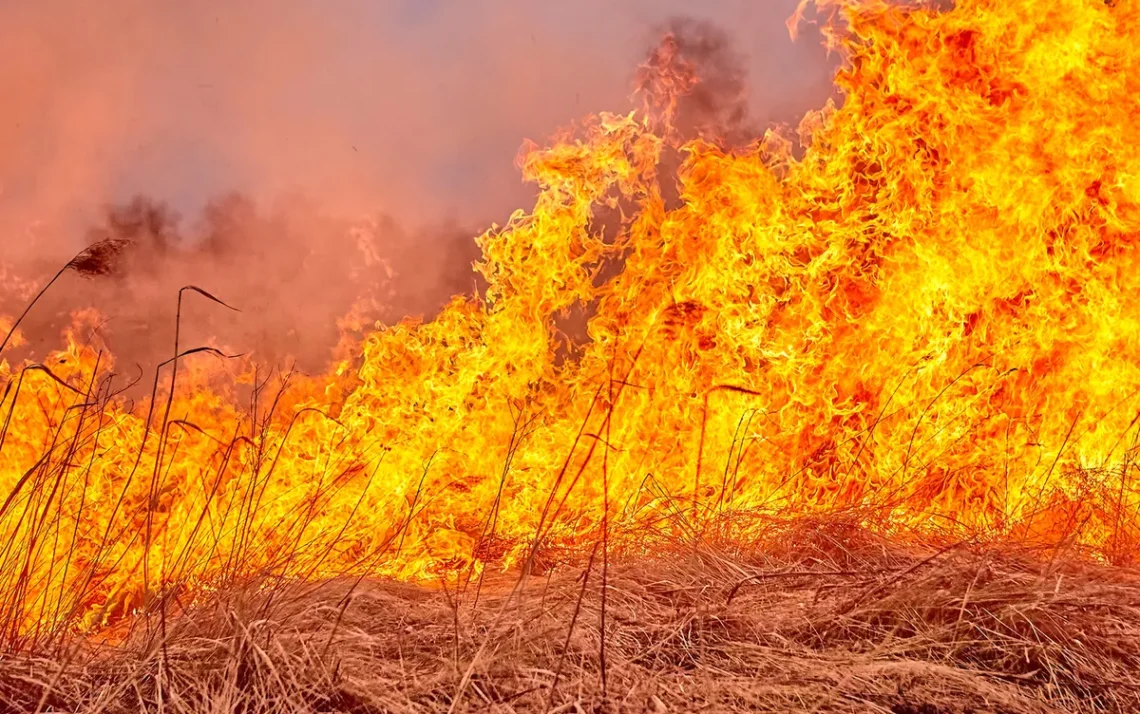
xmin=1 ymin=0 xmax=1138 ymax=640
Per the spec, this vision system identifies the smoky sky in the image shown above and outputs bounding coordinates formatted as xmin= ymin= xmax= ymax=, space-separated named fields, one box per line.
xmin=0 ymin=0 xmax=839 ymax=373
xmin=0 ymin=1 xmax=836 ymax=242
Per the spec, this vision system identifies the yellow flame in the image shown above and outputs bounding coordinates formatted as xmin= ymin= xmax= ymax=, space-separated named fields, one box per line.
xmin=2 ymin=0 xmax=1139 ymax=637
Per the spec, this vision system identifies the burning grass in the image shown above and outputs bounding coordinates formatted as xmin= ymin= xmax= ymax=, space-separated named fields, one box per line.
xmin=3 ymin=0 xmax=1140 ymax=711
xmin=2 ymin=523 xmax=1138 ymax=713
xmin=5 ymin=0 xmax=1140 ymax=637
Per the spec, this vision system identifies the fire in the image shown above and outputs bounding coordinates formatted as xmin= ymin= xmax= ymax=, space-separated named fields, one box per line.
xmin=2 ymin=0 xmax=1139 ymax=639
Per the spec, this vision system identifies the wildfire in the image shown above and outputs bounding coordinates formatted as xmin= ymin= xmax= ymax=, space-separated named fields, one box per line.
xmin=2 ymin=0 xmax=1138 ymax=640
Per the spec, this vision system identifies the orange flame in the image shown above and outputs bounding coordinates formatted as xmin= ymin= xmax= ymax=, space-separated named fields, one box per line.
xmin=2 ymin=0 xmax=1139 ymax=639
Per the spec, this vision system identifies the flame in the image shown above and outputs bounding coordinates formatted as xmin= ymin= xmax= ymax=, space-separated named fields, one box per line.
xmin=2 ymin=0 xmax=1140 ymax=638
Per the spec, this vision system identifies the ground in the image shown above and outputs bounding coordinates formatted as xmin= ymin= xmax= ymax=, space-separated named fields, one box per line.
xmin=4 ymin=523 xmax=1138 ymax=713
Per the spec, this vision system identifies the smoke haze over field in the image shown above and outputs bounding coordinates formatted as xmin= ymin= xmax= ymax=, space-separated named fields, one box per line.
xmin=0 ymin=0 xmax=837 ymax=371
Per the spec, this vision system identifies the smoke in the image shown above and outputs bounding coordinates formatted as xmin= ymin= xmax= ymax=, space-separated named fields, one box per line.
xmin=641 ymin=17 xmax=757 ymax=146
xmin=3 ymin=195 xmax=483 ymax=373
xmin=0 ymin=0 xmax=837 ymax=373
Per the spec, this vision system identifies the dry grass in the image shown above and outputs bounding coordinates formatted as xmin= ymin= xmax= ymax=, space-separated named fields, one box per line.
xmin=2 ymin=522 xmax=1138 ymax=714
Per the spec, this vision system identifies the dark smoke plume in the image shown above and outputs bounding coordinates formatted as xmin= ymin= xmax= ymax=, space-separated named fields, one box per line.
xmin=653 ymin=17 xmax=758 ymax=147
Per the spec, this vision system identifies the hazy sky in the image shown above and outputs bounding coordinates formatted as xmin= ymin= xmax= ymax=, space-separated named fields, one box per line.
xmin=0 ymin=0 xmax=836 ymax=243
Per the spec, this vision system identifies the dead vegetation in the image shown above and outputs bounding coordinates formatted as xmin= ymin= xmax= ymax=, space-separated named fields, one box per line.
xmin=2 ymin=521 xmax=1137 ymax=714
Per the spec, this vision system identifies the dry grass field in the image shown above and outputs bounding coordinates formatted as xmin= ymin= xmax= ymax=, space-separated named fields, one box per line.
xmin=4 ymin=522 xmax=1138 ymax=714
